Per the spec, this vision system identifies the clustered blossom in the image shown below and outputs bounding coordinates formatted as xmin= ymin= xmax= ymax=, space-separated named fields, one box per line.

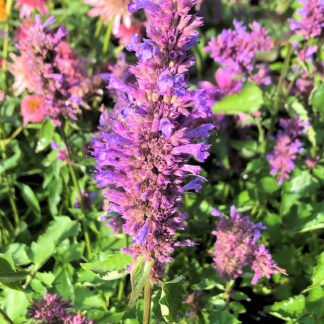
xmin=84 ymin=0 xmax=132 ymax=34
xmin=9 ymin=16 xmax=82 ymax=125
xmin=15 ymin=0 xmax=48 ymax=18
xmin=74 ymin=190 xmax=97 ymax=209
xmin=289 ymin=0 xmax=324 ymax=40
xmin=93 ymin=0 xmax=214 ymax=279
xmin=211 ymin=206 xmax=285 ymax=285
xmin=204 ymin=20 xmax=273 ymax=87
xmin=267 ymin=117 xmax=309 ymax=184
xmin=27 ymin=293 xmax=93 ymax=324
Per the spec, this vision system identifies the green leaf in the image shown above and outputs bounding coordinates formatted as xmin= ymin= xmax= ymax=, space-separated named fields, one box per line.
xmin=48 ymin=178 xmax=63 ymax=216
xmin=16 ymin=182 xmax=41 ymax=215
xmin=0 ymin=271 xmax=29 ymax=283
xmin=306 ymin=286 xmax=324 ymax=317
xmin=3 ymin=288 xmax=28 ymax=321
xmin=258 ymin=177 xmax=280 ymax=193
xmin=309 ymin=84 xmax=324 ymax=113
xmin=206 ymin=310 xmax=240 ymax=324
xmin=27 ymin=216 xmax=80 ymax=267
xmin=229 ymin=301 xmax=246 ymax=314
xmin=213 ymin=83 xmax=263 ymax=114
xmin=159 ymin=276 xmax=186 ymax=323
xmin=1 ymin=243 xmax=30 ymax=266
xmin=294 ymin=202 xmax=324 ymax=232
xmin=81 ymin=252 xmax=132 ymax=280
xmin=36 ymin=118 xmax=55 ymax=152
xmin=129 ymin=257 xmax=154 ymax=304
xmin=311 ymin=252 xmax=324 ymax=287
xmin=265 ymin=295 xmax=306 ymax=321
xmin=56 ymin=242 xmax=85 ymax=263
xmin=54 ymin=264 xmax=75 ymax=302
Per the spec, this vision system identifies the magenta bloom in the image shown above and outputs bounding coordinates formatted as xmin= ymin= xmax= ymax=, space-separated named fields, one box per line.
xmin=93 ymin=0 xmax=213 ymax=279
xmin=15 ymin=0 xmax=48 ymax=18
xmin=11 ymin=16 xmax=80 ymax=125
xmin=267 ymin=117 xmax=308 ymax=184
xmin=211 ymin=206 xmax=284 ymax=284
xmin=20 ymin=95 xmax=46 ymax=126
xmin=204 ymin=20 xmax=273 ymax=83
xmin=289 ymin=0 xmax=324 ymax=39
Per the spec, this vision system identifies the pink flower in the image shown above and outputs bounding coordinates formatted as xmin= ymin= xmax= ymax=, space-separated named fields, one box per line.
xmin=20 ymin=95 xmax=46 ymax=126
xmin=15 ymin=19 xmax=35 ymax=41
xmin=114 ymin=20 xmax=143 ymax=45
xmin=215 ymin=69 xmax=233 ymax=89
xmin=83 ymin=0 xmax=132 ymax=34
xmin=15 ymin=0 xmax=48 ymax=18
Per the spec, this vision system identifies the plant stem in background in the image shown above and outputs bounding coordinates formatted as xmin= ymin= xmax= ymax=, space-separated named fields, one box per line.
xmin=103 ymin=18 xmax=114 ymax=55
xmin=265 ymin=43 xmax=292 ymax=151
xmin=2 ymin=0 xmax=14 ymax=88
xmin=0 ymin=123 xmax=19 ymax=226
xmin=143 ymin=282 xmax=152 ymax=324
xmin=60 ymin=121 xmax=93 ymax=260
xmin=224 ymin=280 xmax=233 ymax=306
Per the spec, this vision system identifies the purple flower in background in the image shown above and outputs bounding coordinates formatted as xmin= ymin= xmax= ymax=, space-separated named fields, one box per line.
xmin=9 ymin=16 xmax=79 ymax=125
xmin=204 ymin=20 xmax=273 ymax=86
xmin=267 ymin=117 xmax=308 ymax=184
xmin=74 ymin=189 xmax=97 ymax=209
xmin=51 ymin=141 xmax=69 ymax=162
xmin=289 ymin=0 xmax=324 ymax=40
xmin=93 ymin=0 xmax=214 ymax=279
xmin=210 ymin=206 xmax=285 ymax=284
xmin=28 ymin=294 xmax=72 ymax=323
xmin=28 ymin=293 xmax=93 ymax=324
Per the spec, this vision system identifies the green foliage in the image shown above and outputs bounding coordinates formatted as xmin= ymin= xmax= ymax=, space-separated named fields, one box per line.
xmin=213 ymin=83 xmax=263 ymax=114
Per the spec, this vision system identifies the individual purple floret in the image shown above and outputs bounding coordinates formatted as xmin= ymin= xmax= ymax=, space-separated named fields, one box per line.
xmin=28 ymin=293 xmax=93 ymax=324
xmin=267 ymin=117 xmax=308 ymax=184
xmin=289 ymin=0 xmax=324 ymax=40
xmin=12 ymin=15 xmax=79 ymax=125
xmin=210 ymin=206 xmax=285 ymax=284
xmin=93 ymin=0 xmax=214 ymax=280
xmin=204 ymin=20 xmax=273 ymax=85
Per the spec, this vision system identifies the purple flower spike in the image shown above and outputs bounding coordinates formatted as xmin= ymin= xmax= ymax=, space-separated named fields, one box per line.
xmin=93 ymin=0 xmax=214 ymax=280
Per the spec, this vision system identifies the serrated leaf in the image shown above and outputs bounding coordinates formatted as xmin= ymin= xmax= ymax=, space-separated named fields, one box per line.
xmin=213 ymin=83 xmax=263 ymax=114
xmin=159 ymin=276 xmax=186 ymax=323
xmin=48 ymin=178 xmax=63 ymax=216
xmin=129 ymin=257 xmax=153 ymax=305
xmin=36 ymin=118 xmax=55 ymax=152
xmin=27 ymin=216 xmax=80 ymax=267
xmin=16 ymin=182 xmax=41 ymax=215
xmin=265 ymin=295 xmax=306 ymax=321
xmin=81 ymin=252 xmax=132 ymax=280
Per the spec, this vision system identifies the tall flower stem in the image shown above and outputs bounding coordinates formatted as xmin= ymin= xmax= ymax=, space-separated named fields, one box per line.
xmin=1 ymin=0 xmax=14 ymax=87
xmin=60 ymin=121 xmax=92 ymax=260
xmin=143 ymin=282 xmax=152 ymax=324
xmin=266 ymin=43 xmax=292 ymax=151
xmin=224 ymin=280 xmax=233 ymax=306
xmin=0 ymin=122 xmax=19 ymax=226
xmin=103 ymin=18 xmax=114 ymax=55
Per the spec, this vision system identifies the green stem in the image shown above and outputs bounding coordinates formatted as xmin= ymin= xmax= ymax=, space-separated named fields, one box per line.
xmin=275 ymin=43 xmax=292 ymax=105
xmin=103 ymin=18 xmax=114 ymax=54
xmin=117 ymin=279 xmax=125 ymax=301
xmin=224 ymin=280 xmax=233 ymax=306
xmin=60 ymin=121 xmax=92 ymax=260
xmin=0 ymin=309 xmax=14 ymax=324
xmin=95 ymin=17 xmax=103 ymax=38
xmin=265 ymin=44 xmax=293 ymax=152
xmin=0 ymin=124 xmax=19 ymax=226
xmin=2 ymin=0 xmax=14 ymax=87
xmin=143 ymin=282 xmax=152 ymax=324
xmin=192 ymin=46 xmax=203 ymax=79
